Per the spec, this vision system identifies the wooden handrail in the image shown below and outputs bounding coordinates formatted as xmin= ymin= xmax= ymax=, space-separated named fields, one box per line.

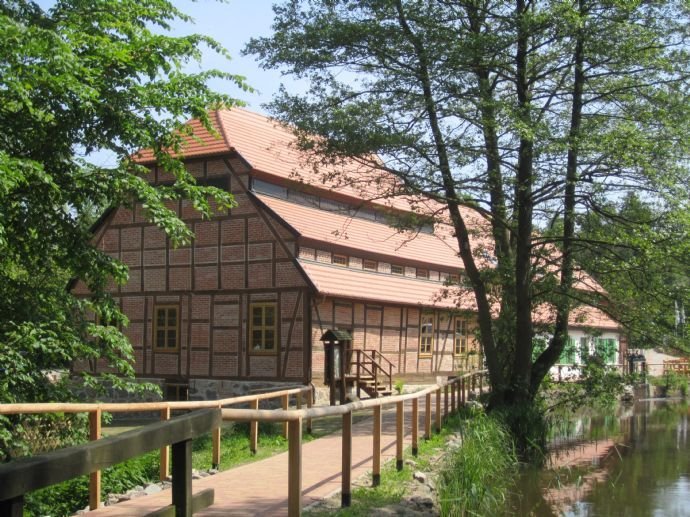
xmin=0 ymin=385 xmax=311 ymax=414
xmin=370 ymin=349 xmax=395 ymax=370
xmin=346 ymin=348 xmax=395 ymax=398
xmin=0 ymin=409 xmax=221 ymax=516
xmin=221 ymin=370 xmax=487 ymax=515
xmin=0 ymin=384 xmax=312 ymax=510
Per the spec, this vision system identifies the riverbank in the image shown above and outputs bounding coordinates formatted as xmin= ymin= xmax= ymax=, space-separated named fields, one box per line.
xmin=306 ymin=407 xmax=517 ymax=516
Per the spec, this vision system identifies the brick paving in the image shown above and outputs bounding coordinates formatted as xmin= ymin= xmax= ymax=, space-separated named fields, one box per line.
xmin=87 ymin=399 xmax=440 ymax=516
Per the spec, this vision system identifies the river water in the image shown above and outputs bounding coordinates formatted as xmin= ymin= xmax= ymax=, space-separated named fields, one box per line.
xmin=508 ymin=399 xmax=690 ymax=516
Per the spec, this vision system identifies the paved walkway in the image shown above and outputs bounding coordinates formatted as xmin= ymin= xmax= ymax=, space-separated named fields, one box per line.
xmin=87 ymin=400 xmax=439 ymax=516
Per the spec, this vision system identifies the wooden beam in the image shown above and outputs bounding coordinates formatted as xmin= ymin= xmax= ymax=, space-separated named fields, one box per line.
xmin=396 ymin=401 xmax=404 ymax=471
xmin=306 ymin=389 xmax=313 ymax=434
xmin=372 ymin=405 xmax=381 ymax=487
xmin=212 ymin=414 xmax=221 ymax=469
xmin=411 ymin=398 xmax=419 ymax=456
xmin=341 ymin=411 xmax=352 ymax=507
xmin=0 ymin=496 xmax=23 ymax=517
xmin=450 ymin=381 xmax=457 ymax=413
xmin=282 ymin=394 xmax=289 ymax=439
xmin=160 ymin=407 xmax=171 ymax=481
xmin=249 ymin=399 xmax=259 ymax=454
xmin=171 ymin=439 xmax=192 ymax=516
xmin=0 ymin=409 xmax=221 ymax=501
xmin=424 ymin=393 xmax=431 ymax=440
xmin=288 ymin=418 xmax=303 ymax=517
xmin=89 ymin=408 xmax=102 ymax=511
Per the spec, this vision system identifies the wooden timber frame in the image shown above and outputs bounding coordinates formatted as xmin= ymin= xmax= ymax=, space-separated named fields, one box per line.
xmin=0 ymin=409 xmax=221 ymax=517
xmin=0 ymin=385 xmax=312 ymax=511
xmin=221 ymin=370 xmax=487 ymax=516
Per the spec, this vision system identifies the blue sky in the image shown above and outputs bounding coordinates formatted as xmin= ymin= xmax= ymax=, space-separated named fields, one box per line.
xmin=172 ymin=0 xmax=304 ymax=113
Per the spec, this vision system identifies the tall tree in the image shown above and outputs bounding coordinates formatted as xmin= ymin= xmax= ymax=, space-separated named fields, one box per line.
xmin=0 ymin=0 xmax=248 ymax=409
xmin=248 ymin=0 xmax=690 ymax=446
xmin=574 ymin=193 xmax=690 ymax=351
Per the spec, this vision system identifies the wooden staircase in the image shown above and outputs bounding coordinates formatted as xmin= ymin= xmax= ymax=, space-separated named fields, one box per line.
xmin=345 ymin=349 xmax=395 ymax=399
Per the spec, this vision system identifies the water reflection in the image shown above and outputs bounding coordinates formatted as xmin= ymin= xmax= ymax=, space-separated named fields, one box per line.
xmin=508 ymin=399 xmax=690 ymax=516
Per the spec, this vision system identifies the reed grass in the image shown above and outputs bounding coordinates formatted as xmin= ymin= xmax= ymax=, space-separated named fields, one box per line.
xmin=437 ymin=407 xmax=517 ymax=516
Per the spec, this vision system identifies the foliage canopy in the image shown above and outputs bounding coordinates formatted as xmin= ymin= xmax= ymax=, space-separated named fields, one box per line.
xmin=0 ymin=0 xmax=246 ymax=417
xmin=248 ymin=0 xmax=690 ymax=435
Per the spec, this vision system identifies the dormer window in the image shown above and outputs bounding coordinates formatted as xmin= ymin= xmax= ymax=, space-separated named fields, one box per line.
xmin=332 ymin=254 xmax=348 ymax=266
xmin=391 ymin=264 xmax=404 ymax=275
xmin=363 ymin=259 xmax=377 ymax=271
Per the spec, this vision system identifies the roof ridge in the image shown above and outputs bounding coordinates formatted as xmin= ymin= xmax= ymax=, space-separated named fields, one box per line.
xmin=213 ymin=109 xmax=236 ymax=155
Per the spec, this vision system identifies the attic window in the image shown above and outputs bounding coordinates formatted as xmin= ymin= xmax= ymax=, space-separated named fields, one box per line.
xmin=416 ymin=268 xmax=429 ymax=279
xmin=252 ymin=178 xmax=287 ymax=199
xmin=391 ymin=264 xmax=404 ymax=275
xmin=363 ymin=259 xmax=377 ymax=271
xmin=332 ymin=254 xmax=348 ymax=266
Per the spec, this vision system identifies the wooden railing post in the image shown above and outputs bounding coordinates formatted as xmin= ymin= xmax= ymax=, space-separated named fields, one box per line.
xmin=396 ymin=401 xmax=404 ymax=470
xmin=444 ymin=384 xmax=449 ymax=421
xmin=250 ymin=399 xmax=259 ymax=454
xmin=0 ymin=496 xmax=23 ymax=517
xmin=89 ymin=408 xmax=101 ymax=511
xmin=479 ymin=372 xmax=483 ymax=393
xmin=342 ymin=411 xmax=352 ymax=507
xmin=461 ymin=378 xmax=466 ymax=404
xmin=288 ymin=417 xmax=303 ymax=517
xmin=435 ymin=388 xmax=441 ymax=433
xmin=412 ymin=398 xmax=419 ymax=456
xmin=212 ymin=404 xmax=221 ymax=469
xmin=282 ymin=394 xmax=289 ymax=439
xmin=424 ymin=393 xmax=431 ymax=440
xmin=356 ymin=351 xmax=362 ymax=399
xmin=172 ymin=438 xmax=193 ymax=516
xmin=372 ymin=405 xmax=381 ymax=487
xmin=451 ymin=381 xmax=456 ymax=413
xmin=306 ymin=389 xmax=313 ymax=434
xmin=160 ymin=406 xmax=171 ymax=480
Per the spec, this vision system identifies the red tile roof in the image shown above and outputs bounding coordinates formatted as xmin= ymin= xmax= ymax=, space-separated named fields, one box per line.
xmin=134 ymin=112 xmax=234 ymax=163
xmin=300 ymin=260 xmax=477 ymax=310
xmin=256 ymin=193 xmax=464 ymax=269
xmin=134 ymin=108 xmax=617 ymax=329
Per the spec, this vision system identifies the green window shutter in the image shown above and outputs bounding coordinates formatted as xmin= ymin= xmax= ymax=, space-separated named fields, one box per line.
xmin=595 ymin=338 xmax=617 ymax=364
xmin=559 ymin=337 xmax=577 ymax=364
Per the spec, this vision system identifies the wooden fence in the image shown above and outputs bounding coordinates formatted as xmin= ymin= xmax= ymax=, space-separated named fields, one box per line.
xmin=663 ymin=360 xmax=690 ymax=376
xmin=0 ymin=409 xmax=221 ymax=517
xmin=220 ymin=370 xmax=486 ymax=516
xmin=0 ymin=385 xmax=311 ymax=511
xmin=0 ymin=371 xmax=486 ymax=516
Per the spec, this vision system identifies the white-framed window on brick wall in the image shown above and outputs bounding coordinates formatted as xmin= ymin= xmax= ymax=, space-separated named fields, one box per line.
xmin=419 ymin=313 xmax=434 ymax=356
xmin=154 ymin=305 xmax=179 ymax=351
xmin=249 ymin=303 xmax=277 ymax=353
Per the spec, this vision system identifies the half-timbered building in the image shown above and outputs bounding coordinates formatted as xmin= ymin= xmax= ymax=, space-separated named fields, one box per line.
xmin=74 ymin=108 xmax=623 ymax=399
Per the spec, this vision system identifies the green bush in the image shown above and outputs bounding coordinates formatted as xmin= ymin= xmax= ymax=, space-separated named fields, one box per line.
xmin=437 ymin=407 xmax=517 ymax=516
xmin=25 ymin=451 xmax=159 ymax=516
xmin=651 ymin=371 xmax=689 ymax=397
xmin=22 ymin=421 xmax=290 ymax=516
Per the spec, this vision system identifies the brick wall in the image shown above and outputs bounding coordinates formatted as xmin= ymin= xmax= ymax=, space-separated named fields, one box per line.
xmin=83 ymin=156 xmax=310 ymax=385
